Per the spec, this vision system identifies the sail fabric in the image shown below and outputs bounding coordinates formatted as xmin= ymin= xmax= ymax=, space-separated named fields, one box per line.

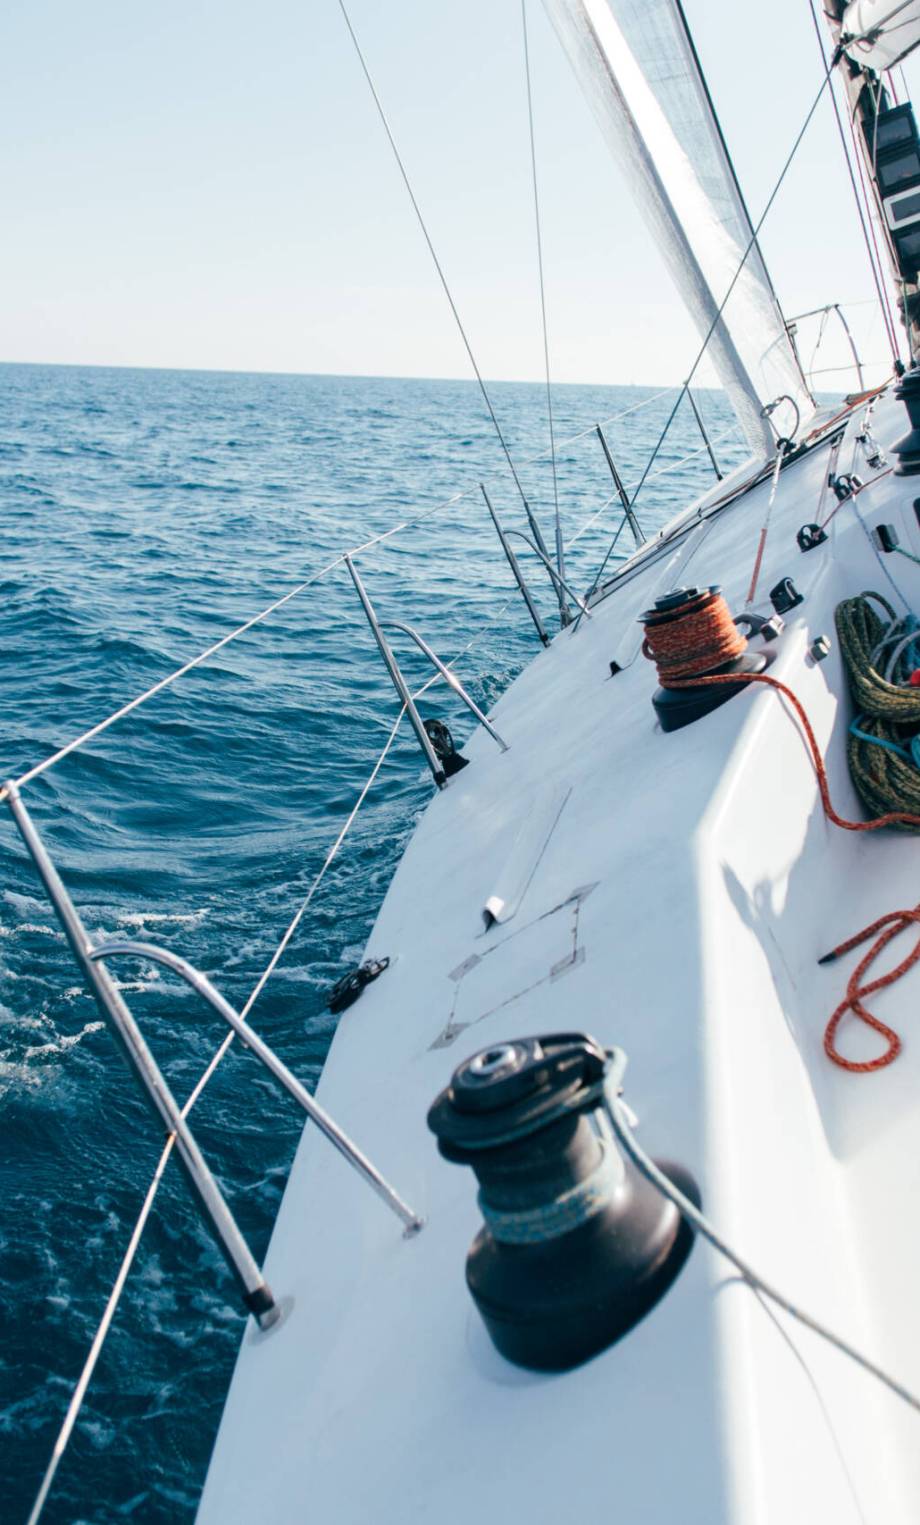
xmin=542 ymin=0 xmax=814 ymax=456
xmin=841 ymin=0 xmax=920 ymax=72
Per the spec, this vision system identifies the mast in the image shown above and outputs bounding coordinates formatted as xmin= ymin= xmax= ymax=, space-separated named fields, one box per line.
xmin=823 ymin=1 xmax=920 ymax=364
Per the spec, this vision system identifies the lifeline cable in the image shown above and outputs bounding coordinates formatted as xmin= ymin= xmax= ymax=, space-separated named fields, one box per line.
xmin=4 ymin=385 xmax=681 ymax=798
xmin=21 ymin=581 xmax=522 ymax=1525
xmin=22 ymin=706 xmax=410 ymax=1525
xmin=333 ymin=0 xmax=566 ymax=622
xmin=521 ymin=0 xmax=566 ymax=610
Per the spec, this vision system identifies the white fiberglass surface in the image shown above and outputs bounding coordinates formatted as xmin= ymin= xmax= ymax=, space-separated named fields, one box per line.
xmin=199 ymin=395 xmax=920 ymax=1524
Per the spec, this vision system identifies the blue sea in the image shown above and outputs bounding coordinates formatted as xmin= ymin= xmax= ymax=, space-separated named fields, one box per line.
xmin=0 ymin=363 xmax=746 ymax=1523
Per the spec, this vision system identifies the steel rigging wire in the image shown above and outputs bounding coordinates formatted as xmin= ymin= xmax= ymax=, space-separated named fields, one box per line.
xmin=334 ymin=0 xmax=568 ymax=625
xmin=521 ymin=0 xmax=567 ymax=619
xmin=807 ymin=0 xmax=903 ymax=366
xmin=582 ymin=61 xmax=841 ymax=616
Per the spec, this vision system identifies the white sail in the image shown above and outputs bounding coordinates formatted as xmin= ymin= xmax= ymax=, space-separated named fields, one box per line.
xmin=841 ymin=0 xmax=920 ymax=71
xmin=541 ymin=0 xmax=814 ymax=456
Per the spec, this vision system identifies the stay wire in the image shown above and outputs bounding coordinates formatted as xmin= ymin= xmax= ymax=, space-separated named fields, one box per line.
xmin=807 ymin=0 xmax=901 ymax=363
xmin=605 ymin=1092 xmax=920 ymax=1417
xmin=583 ymin=66 xmax=834 ymax=610
xmin=23 ymin=705 xmax=409 ymax=1525
xmin=334 ymin=0 xmax=555 ymax=585
xmin=23 ymin=576 xmax=524 ymax=1524
xmin=521 ymin=0 xmax=565 ymax=604
xmin=6 ymin=384 xmax=675 ymax=797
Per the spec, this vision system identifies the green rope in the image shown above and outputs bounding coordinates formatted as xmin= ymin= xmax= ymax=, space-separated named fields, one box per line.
xmin=835 ymin=593 xmax=920 ymax=831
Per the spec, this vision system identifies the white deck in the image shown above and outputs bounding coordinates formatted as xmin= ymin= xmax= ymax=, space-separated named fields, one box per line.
xmin=198 ymin=394 xmax=920 ymax=1524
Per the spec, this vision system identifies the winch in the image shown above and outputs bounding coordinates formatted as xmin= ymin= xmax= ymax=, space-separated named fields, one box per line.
xmin=639 ymin=585 xmax=770 ymax=732
xmin=427 ymin=1032 xmax=698 ymax=1371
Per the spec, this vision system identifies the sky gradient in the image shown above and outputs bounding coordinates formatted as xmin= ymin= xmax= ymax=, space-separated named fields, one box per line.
xmin=2 ymin=0 xmax=916 ymax=386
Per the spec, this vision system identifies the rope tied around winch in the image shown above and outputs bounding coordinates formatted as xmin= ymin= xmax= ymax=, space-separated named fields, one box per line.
xmin=640 ymin=588 xmax=747 ymax=680
xmin=641 ymin=589 xmax=920 ymax=1071
xmin=641 ymin=591 xmax=920 ymax=830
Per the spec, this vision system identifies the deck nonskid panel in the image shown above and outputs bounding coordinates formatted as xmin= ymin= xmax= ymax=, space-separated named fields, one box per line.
xmin=199 ymin=394 xmax=920 ymax=1523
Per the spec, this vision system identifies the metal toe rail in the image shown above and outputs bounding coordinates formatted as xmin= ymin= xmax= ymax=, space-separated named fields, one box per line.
xmin=5 ymin=781 xmax=279 ymax=1329
xmin=345 ymin=554 xmax=509 ymax=789
xmin=5 ymin=781 xmax=422 ymax=1337
xmin=90 ymin=939 xmax=423 ymax=1235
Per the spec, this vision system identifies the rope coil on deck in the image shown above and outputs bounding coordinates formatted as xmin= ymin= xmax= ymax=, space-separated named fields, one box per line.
xmin=835 ymin=592 xmax=920 ymax=827
xmin=641 ymin=589 xmax=920 ymax=1072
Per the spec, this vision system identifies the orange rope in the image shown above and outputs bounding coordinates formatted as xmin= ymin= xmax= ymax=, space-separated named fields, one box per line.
xmin=641 ymin=592 xmax=746 ymax=680
xmin=674 ymin=669 xmax=920 ymax=833
xmin=642 ymin=603 xmax=920 ymax=1071
xmin=679 ymin=671 xmax=920 ymax=1071
xmin=818 ymin=467 xmax=893 ymax=534
xmin=804 ymin=381 xmax=890 ymax=442
xmin=819 ymin=907 xmax=920 ymax=1073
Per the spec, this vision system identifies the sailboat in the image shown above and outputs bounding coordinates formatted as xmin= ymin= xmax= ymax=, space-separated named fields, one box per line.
xmin=11 ymin=0 xmax=920 ymax=1520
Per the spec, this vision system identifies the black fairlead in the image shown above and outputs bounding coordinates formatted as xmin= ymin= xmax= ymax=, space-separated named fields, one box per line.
xmin=423 ymin=718 xmax=469 ymax=777
xmin=327 ymin=957 xmax=390 ymax=1015
xmin=797 ymin=523 xmax=828 ymax=552
xmin=427 ymin=1033 xmax=698 ymax=1371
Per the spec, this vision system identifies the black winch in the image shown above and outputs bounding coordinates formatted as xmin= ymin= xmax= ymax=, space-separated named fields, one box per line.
xmin=638 ymin=587 xmax=770 ymax=734
xmin=893 ymin=366 xmax=920 ymax=476
xmin=427 ymin=1033 xmax=698 ymax=1371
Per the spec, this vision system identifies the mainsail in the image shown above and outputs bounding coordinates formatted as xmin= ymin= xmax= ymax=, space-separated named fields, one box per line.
xmin=541 ymin=0 xmax=814 ymax=456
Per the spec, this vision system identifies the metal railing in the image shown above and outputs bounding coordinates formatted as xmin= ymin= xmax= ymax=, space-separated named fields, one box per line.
xmin=5 ymin=782 xmax=424 ymax=1334
xmin=89 ymin=940 xmax=423 ymax=1234
xmin=5 ymin=382 xmax=746 ymax=1523
xmin=786 ymin=302 xmax=867 ymax=392
xmin=344 ymin=554 xmax=509 ymax=789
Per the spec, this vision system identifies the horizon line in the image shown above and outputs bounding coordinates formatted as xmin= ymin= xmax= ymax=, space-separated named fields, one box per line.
xmin=0 ymin=357 xmax=703 ymax=391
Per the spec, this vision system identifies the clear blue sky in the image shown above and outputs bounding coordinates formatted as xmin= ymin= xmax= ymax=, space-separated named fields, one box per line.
xmin=1 ymin=0 xmax=916 ymax=385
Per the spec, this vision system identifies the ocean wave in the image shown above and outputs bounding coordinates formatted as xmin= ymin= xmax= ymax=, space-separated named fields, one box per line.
xmin=0 ymin=362 xmax=748 ymax=1523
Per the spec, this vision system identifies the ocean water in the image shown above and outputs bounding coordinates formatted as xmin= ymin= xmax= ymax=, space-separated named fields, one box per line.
xmin=0 ymin=363 xmax=746 ymax=1523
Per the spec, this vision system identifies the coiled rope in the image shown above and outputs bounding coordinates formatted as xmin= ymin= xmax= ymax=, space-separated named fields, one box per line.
xmin=641 ymin=588 xmax=747 ymax=680
xmin=641 ymin=593 xmax=920 ymax=1072
xmin=835 ymin=592 xmax=920 ymax=825
xmin=642 ymin=593 xmax=920 ymax=833
xmin=819 ymin=907 xmax=920 ymax=1073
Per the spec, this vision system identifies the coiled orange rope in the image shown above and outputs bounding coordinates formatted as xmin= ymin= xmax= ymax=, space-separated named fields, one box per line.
xmin=642 ymin=597 xmax=920 ymax=1071
xmin=641 ymin=591 xmax=746 ymax=682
